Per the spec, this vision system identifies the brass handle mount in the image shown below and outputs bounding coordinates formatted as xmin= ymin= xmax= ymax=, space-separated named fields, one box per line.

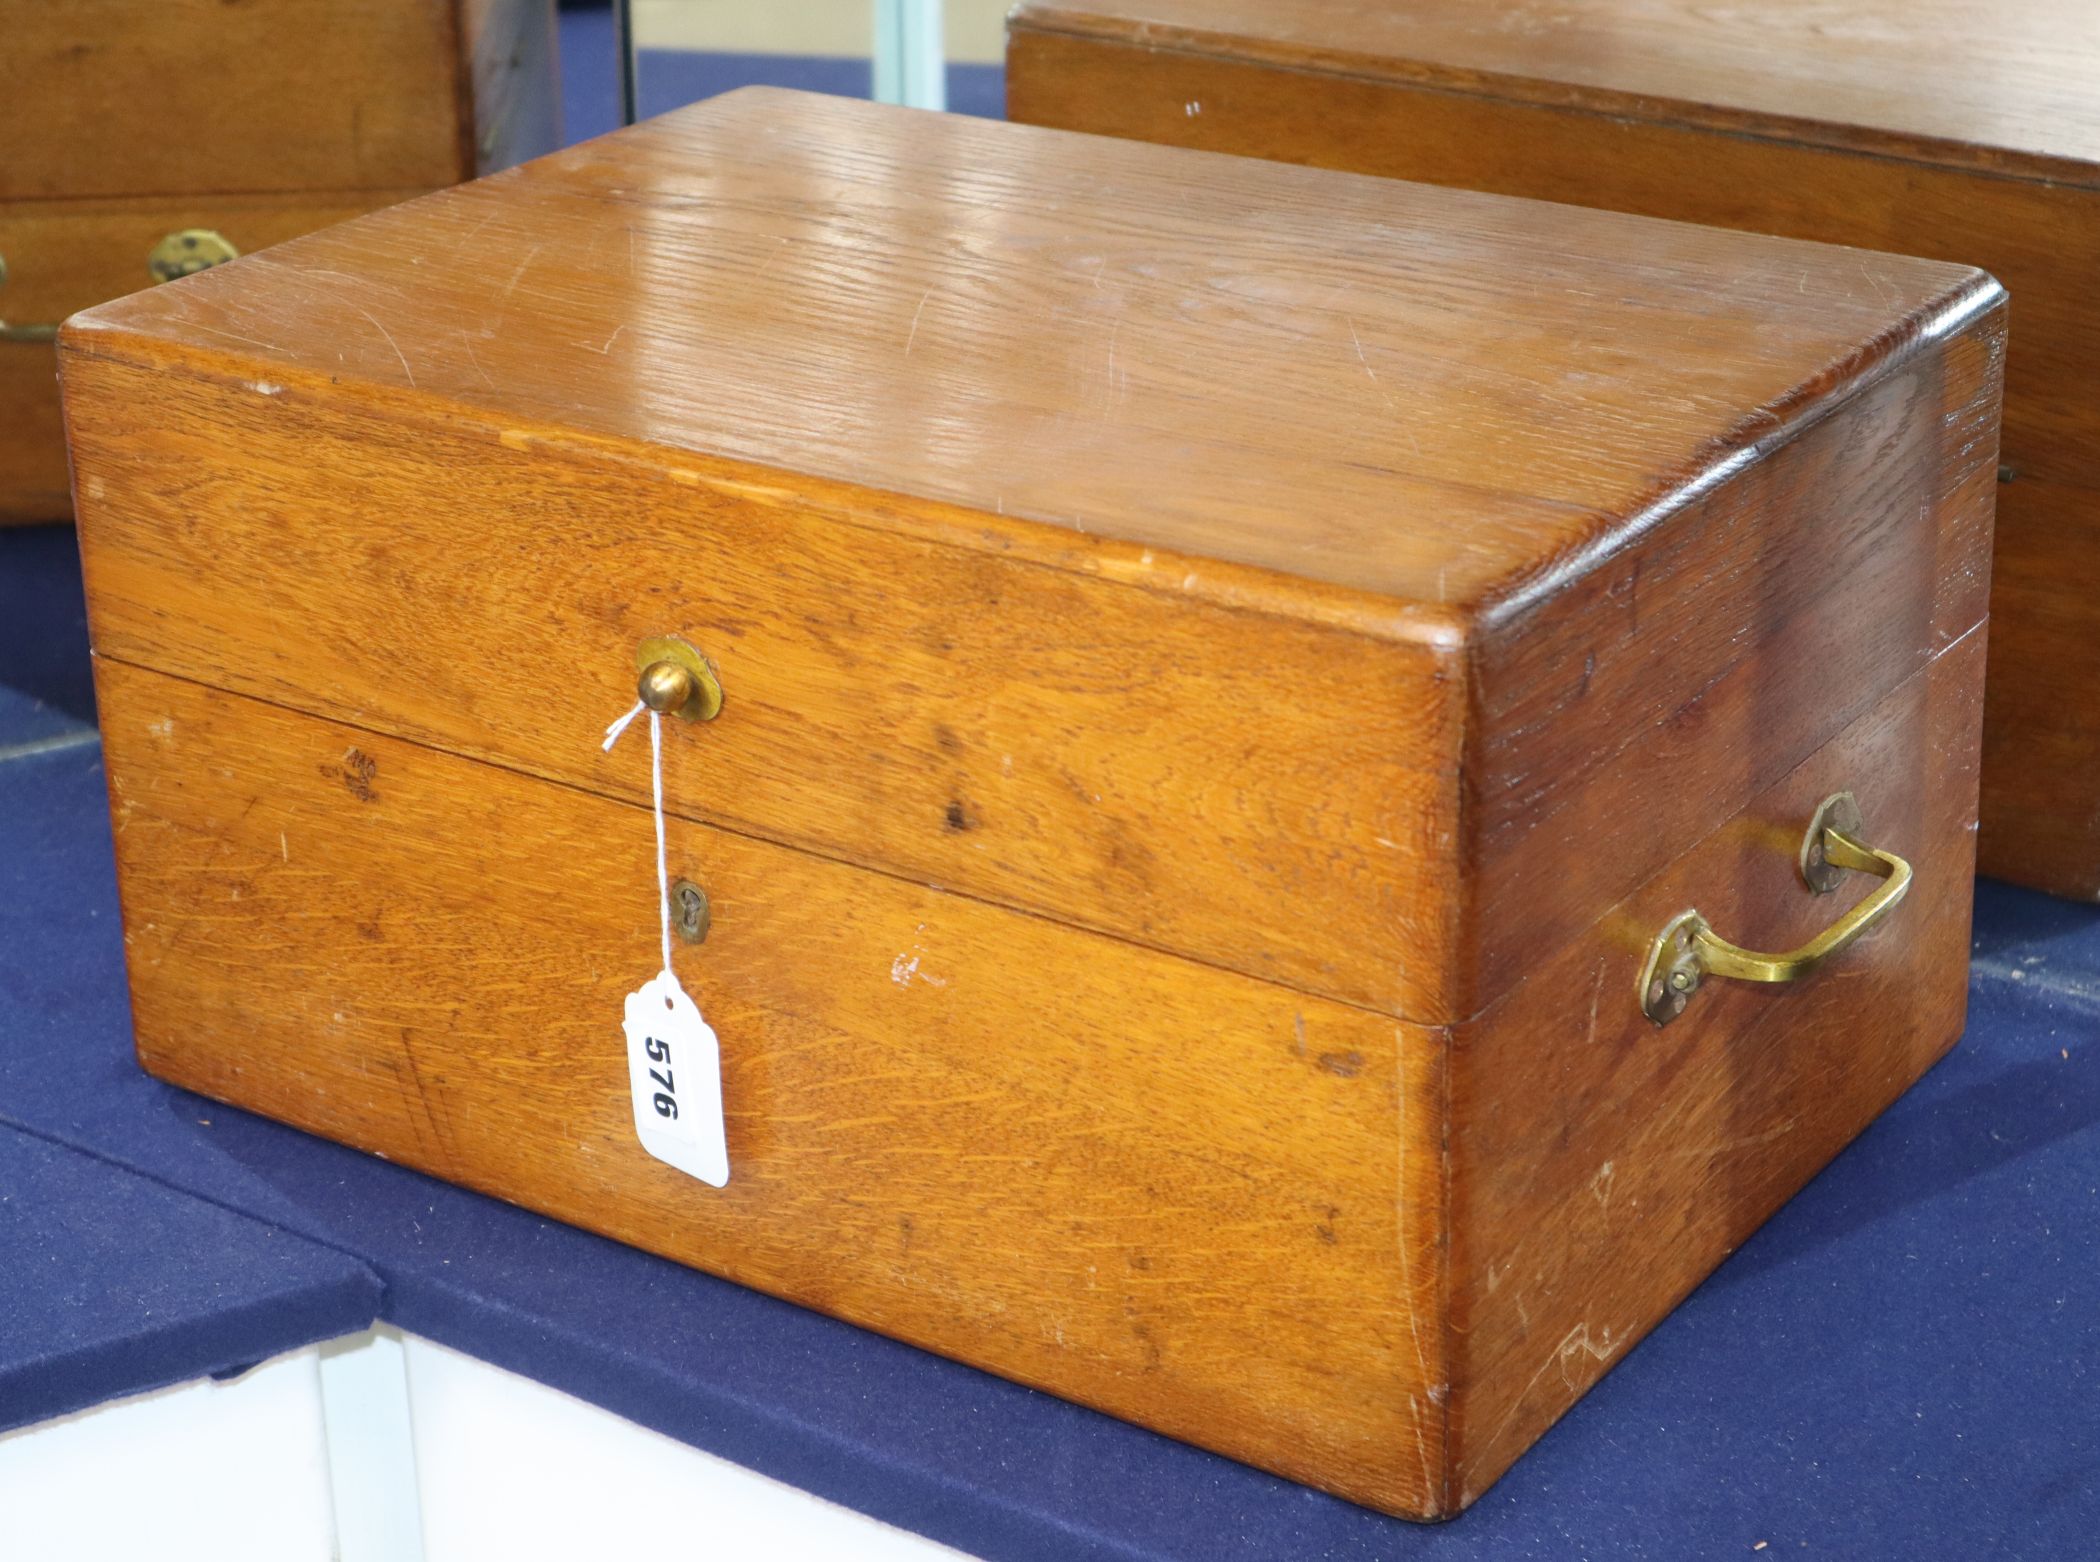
xmin=1639 ymin=791 xmax=1912 ymax=1026
xmin=2 ymin=231 xmax=239 ymax=344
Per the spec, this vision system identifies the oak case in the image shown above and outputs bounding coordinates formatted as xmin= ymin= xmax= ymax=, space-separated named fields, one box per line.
xmin=62 ymin=91 xmax=2001 ymax=1517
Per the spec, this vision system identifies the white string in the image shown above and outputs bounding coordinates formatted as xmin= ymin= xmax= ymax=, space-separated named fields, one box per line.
xmin=602 ymin=699 xmax=645 ymax=752
xmin=603 ymin=698 xmax=673 ymax=978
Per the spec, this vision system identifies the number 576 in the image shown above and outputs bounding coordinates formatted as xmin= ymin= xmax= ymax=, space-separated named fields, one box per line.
xmin=646 ymin=1036 xmax=677 ymax=1119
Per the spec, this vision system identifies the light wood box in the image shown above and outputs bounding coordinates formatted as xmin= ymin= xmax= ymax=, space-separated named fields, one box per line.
xmin=61 ymin=90 xmax=1999 ymax=1517
xmin=1005 ymin=0 xmax=2100 ymax=902
xmin=1 ymin=0 xmax=558 ymax=523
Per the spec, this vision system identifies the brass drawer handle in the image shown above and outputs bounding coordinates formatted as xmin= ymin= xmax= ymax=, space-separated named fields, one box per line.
xmin=0 ymin=254 xmax=57 ymax=343
xmin=147 ymin=228 xmax=239 ymax=283
xmin=1640 ymin=791 xmax=1912 ymax=1026
xmin=2 ymin=230 xmax=239 ymax=344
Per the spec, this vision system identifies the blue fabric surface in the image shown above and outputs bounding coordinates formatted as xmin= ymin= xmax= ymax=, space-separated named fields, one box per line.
xmin=557 ymin=12 xmax=1004 ymax=146
xmin=0 ymin=525 xmax=97 ymax=751
xmin=0 ymin=533 xmax=2094 ymax=1553
xmin=0 ymin=1124 xmax=380 ymax=1433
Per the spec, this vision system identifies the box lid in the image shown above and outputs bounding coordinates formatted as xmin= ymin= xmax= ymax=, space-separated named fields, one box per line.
xmin=1011 ymin=0 xmax=2100 ymax=187
xmin=69 ymin=87 xmax=1996 ymax=638
xmin=61 ymin=90 xmax=2002 ymax=1023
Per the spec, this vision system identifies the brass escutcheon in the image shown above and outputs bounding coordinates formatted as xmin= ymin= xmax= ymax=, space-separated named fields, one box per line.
xmin=633 ymin=635 xmax=723 ymax=722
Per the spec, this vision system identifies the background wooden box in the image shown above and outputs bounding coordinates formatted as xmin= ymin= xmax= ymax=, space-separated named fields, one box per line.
xmin=1 ymin=0 xmax=558 ymax=523
xmin=1006 ymin=0 xmax=2100 ymax=904
xmin=62 ymin=91 xmax=2000 ymax=1517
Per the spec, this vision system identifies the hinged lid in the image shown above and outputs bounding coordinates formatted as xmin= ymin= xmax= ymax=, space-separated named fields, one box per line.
xmin=62 ymin=89 xmax=2002 ymax=1023
xmin=66 ymin=88 xmax=2000 ymax=637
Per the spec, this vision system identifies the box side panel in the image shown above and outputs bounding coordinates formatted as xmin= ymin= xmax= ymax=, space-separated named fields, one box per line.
xmin=0 ymin=191 xmax=428 ymax=523
xmin=1 ymin=0 xmax=467 ymax=203
xmin=1978 ymin=472 xmax=2100 ymax=896
xmin=61 ymin=350 xmax=1466 ymax=1020
xmin=1468 ymin=310 xmax=2001 ymax=1007
xmin=1006 ymin=29 xmax=2100 ymax=899
xmin=1445 ymin=627 xmax=1983 ymax=1508
xmin=460 ymin=0 xmax=563 ymax=175
xmin=95 ymin=660 xmax=1450 ymax=1517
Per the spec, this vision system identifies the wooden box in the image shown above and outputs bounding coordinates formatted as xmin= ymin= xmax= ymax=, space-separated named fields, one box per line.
xmin=1005 ymin=0 xmax=2100 ymax=902
xmin=1 ymin=0 xmax=558 ymax=523
xmin=61 ymin=90 xmax=2001 ymax=1518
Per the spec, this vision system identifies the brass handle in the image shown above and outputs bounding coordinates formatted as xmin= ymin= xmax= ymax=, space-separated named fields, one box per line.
xmin=0 ymin=254 xmax=58 ymax=342
xmin=146 ymin=228 xmax=239 ymax=283
xmin=1640 ymin=791 xmax=1912 ymax=1026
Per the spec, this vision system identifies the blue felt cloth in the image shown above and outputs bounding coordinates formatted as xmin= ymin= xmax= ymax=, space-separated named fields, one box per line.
xmin=0 ymin=524 xmax=96 ymax=752
xmin=0 ymin=1126 xmax=381 ymax=1434
xmin=2 ymin=525 xmax=2096 ymax=1557
xmin=557 ymin=11 xmax=1005 ymax=147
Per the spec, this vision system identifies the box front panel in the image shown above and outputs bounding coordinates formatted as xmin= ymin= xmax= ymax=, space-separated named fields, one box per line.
xmin=95 ymin=659 xmax=1451 ymax=1515
xmin=65 ymin=351 xmax=1466 ymax=1019
xmin=3 ymin=0 xmax=467 ymax=202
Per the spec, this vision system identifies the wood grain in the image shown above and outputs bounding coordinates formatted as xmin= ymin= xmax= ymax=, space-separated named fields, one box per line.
xmin=62 ymin=89 xmax=1997 ymax=1020
xmin=1010 ymin=0 xmax=2100 ymax=183
xmin=62 ymin=346 xmax=1466 ymax=1019
xmin=1448 ymin=625 xmax=1983 ymax=1503
xmin=88 ymin=617 xmax=1983 ymax=1520
xmin=3 ymin=0 xmax=465 ymax=202
xmin=1 ymin=0 xmax=556 ymax=521
xmin=96 ymin=657 xmax=1449 ymax=1517
xmin=1978 ymin=475 xmax=2100 ymax=887
xmin=1466 ymin=314 xmax=1999 ymax=1009
xmin=64 ymin=91 xmax=1998 ymax=1516
xmin=63 ymin=88 xmax=1996 ymax=627
xmin=1 ymin=191 xmax=427 ymax=523
xmin=60 ymin=294 xmax=2000 ymax=1015
xmin=1004 ymin=6 xmax=2100 ymax=898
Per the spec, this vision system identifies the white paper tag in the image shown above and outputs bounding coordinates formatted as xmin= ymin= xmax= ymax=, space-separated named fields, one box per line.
xmin=622 ymin=970 xmax=729 ymax=1187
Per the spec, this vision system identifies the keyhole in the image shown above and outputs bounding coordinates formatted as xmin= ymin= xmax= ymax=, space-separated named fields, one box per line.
xmin=672 ymin=878 xmax=710 ymax=944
